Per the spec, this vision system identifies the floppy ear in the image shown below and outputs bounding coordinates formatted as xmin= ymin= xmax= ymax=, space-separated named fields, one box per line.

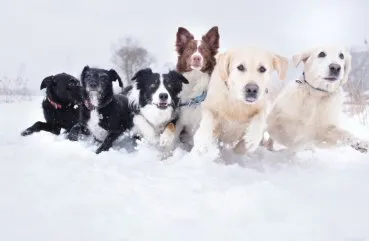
xmin=109 ymin=69 xmax=123 ymax=87
xmin=40 ymin=75 xmax=54 ymax=90
xmin=217 ymin=52 xmax=231 ymax=81
xmin=168 ymin=70 xmax=189 ymax=84
xmin=81 ymin=65 xmax=90 ymax=80
xmin=176 ymin=27 xmax=194 ymax=54
xmin=202 ymin=26 xmax=220 ymax=53
xmin=272 ymin=54 xmax=289 ymax=80
xmin=341 ymin=51 xmax=352 ymax=84
xmin=131 ymin=68 xmax=153 ymax=81
xmin=292 ymin=51 xmax=311 ymax=67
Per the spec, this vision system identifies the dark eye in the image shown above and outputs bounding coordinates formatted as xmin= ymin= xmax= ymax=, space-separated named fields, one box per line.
xmin=237 ymin=64 xmax=246 ymax=71
xmin=339 ymin=53 xmax=344 ymax=59
xmin=258 ymin=66 xmax=266 ymax=73
xmin=318 ymin=52 xmax=326 ymax=58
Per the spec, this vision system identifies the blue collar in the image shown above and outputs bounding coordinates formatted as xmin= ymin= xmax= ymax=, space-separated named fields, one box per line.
xmin=179 ymin=91 xmax=207 ymax=107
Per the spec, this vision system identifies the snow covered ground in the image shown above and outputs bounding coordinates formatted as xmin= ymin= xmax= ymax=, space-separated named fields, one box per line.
xmin=1 ymin=96 xmax=369 ymax=241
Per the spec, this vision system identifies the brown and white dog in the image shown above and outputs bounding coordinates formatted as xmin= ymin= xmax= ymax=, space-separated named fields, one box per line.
xmin=172 ymin=26 xmax=220 ymax=150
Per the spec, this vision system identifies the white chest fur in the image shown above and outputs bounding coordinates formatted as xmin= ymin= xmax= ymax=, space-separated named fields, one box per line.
xmin=140 ymin=105 xmax=173 ymax=132
xmin=87 ymin=109 xmax=108 ymax=142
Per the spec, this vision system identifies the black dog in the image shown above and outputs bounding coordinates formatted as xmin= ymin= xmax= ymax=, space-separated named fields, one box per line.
xmin=21 ymin=73 xmax=82 ymax=137
xmin=68 ymin=66 xmax=134 ymax=154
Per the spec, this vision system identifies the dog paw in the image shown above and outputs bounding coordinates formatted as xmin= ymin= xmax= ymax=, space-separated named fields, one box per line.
xmin=192 ymin=133 xmax=213 ymax=155
xmin=21 ymin=129 xmax=33 ymax=136
xmin=159 ymin=130 xmax=175 ymax=148
xmin=244 ymin=128 xmax=263 ymax=153
xmin=350 ymin=140 xmax=369 ymax=153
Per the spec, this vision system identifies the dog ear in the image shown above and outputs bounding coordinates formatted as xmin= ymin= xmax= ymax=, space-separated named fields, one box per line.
xmin=40 ymin=75 xmax=54 ymax=90
xmin=217 ymin=52 xmax=231 ymax=81
xmin=202 ymin=26 xmax=220 ymax=53
xmin=168 ymin=70 xmax=189 ymax=84
xmin=292 ymin=51 xmax=311 ymax=67
xmin=108 ymin=69 xmax=123 ymax=87
xmin=341 ymin=51 xmax=352 ymax=85
xmin=176 ymin=27 xmax=194 ymax=54
xmin=131 ymin=68 xmax=153 ymax=81
xmin=272 ymin=54 xmax=289 ymax=80
xmin=81 ymin=65 xmax=90 ymax=80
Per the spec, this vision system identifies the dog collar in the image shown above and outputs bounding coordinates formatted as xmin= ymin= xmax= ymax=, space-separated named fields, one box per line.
xmin=84 ymin=97 xmax=113 ymax=110
xmin=296 ymin=72 xmax=330 ymax=93
xmin=179 ymin=91 xmax=207 ymax=107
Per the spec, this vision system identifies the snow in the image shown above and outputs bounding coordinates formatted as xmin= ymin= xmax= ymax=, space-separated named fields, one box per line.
xmin=1 ymin=96 xmax=369 ymax=241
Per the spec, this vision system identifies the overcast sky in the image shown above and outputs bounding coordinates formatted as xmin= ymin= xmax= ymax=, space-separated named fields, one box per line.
xmin=1 ymin=0 xmax=368 ymax=91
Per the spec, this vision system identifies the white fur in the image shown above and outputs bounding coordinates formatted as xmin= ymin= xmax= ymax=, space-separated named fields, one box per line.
xmin=175 ymin=70 xmax=211 ymax=146
xmin=190 ymin=40 xmax=203 ymax=70
xmin=192 ymin=47 xmax=289 ymax=155
xmin=87 ymin=92 xmax=108 ymax=142
xmin=151 ymin=77 xmax=172 ymax=106
xmin=266 ymin=45 xmax=369 ymax=153
xmin=128 ymin=77 xmax=175 ymax=145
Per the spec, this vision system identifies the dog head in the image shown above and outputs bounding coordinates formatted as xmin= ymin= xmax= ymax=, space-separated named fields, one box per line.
xmin=292 ymin=45 xmax=351 ymax=93
xmin=80 ymin=66 xmax=123 ymax=105
xmin=40 ymin=73 xmax=82 ymax=104
xmin=129 ymin=68 xmax=189 ymax=110
xmin=176 ymin=26 xmax=220 ymax=74
xmin=217 ymin=47 xmax=289 ymax=104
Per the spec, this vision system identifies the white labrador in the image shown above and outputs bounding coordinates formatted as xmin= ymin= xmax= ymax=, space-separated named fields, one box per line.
xmin=265 ymin=45 xmax=368 ymax=153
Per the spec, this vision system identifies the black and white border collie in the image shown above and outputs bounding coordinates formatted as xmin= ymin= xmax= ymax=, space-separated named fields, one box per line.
xmin=123 ymin=68 xmax=189 ymax=148
xmin=68 ymin=66 xmax=134 ymax=154
xmin=173 ymin=26 xmax=220 ymax=149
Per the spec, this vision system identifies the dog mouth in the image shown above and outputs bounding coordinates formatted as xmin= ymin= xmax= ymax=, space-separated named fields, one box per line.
xmin=245 ymin=96 xmax=257 ymax=103
xmin=155 ymin=102 xmax=169 ymax=109
xmin=324 ymin=77 xmax=338 ymax=82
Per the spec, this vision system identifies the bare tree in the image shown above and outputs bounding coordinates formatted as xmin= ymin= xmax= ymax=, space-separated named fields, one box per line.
xmin=112 ymin=37 xmax=155 ymax=85
xmin=343 ymin=39 xmax=369 ymax=126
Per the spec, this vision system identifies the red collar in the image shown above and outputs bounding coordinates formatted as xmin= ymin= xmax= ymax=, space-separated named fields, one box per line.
xmin=47 ymin=97 xmax=62 ymax=109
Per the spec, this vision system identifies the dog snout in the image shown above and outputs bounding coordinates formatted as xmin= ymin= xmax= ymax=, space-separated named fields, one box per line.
xmin=192 ymin=55 xmax=202 ymax=66
xmin=245 ymin=83 xmax=259 ymax=97
xmin=159 ymin=93 xmax=169 ymax=101
xmin=88 ymin=81 xmax=98 ymax=89
xmin=329 ymin=63 xmax=341 ymax=76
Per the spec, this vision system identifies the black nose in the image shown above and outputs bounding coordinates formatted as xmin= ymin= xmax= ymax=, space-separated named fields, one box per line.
xmin=89 ymin=82 xmax=98 ymax=88
xmin=245 ymin=83 xmax=259 ymax=96
xmin=159 ymin=93 xmax=168 ymax=101
xmin=329 ymin=63 xmax=341 ymax=75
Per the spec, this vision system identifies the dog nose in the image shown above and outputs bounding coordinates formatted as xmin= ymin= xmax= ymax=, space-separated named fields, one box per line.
xmin=192 ymin=55 xmax=202 ymax=64
xmin=159 ymin=93 xmax=168 ymax=101
xmin=89 ymin=81 xmax=98 ymax=88
xmin=245 ymin=83 xmax=259 ymax=96
xmin=329 ymin=63 xmax=341 ymax=75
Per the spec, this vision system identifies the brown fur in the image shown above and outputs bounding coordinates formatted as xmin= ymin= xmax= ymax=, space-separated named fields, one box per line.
xmin=175 ymin=26 xmax=219 ymax=75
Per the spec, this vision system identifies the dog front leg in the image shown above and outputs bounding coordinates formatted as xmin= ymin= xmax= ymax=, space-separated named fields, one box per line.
xmin=21 ymin=121 xmax=61 ymax=136
xmin=317 ymin=125 xmax=368 ymax=153
xmin=192 ymin=108 xmax=217 ymax=155
xmin=133 ymin=115 xmax=158 ymax=145
xmin=96 ymin=132 xmax=122 ymax=154
xmin=242 ymin=112 xmax=266 ymax=153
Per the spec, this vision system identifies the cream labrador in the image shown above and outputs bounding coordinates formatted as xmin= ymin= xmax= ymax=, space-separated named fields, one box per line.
xmin=265 ymin=45 xmax=368 ymax=153
xmin=192 ymin=46 xmax=288 ymax=155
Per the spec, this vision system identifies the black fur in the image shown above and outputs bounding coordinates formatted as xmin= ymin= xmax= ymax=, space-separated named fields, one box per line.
xmin=67 ymin=66 xmax=133 ymax=154
xmin=21 ymin=73 xmax=82 ymax=136
xmin=129 ymin=68 xmax=189 ymax=109
xmin=123 ymin=68 xmax=189 ymax=144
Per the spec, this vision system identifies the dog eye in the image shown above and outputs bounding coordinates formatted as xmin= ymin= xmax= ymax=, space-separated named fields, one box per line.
xmin=339 ymin=53 xmax=344 ymax=59
xmin=318 ymin=52 xmax=326 ymax=58
xmin=258 ymin=66 xmax=266 ymax=73
xmin=237 ymin=64 xmax=246 ymax=71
